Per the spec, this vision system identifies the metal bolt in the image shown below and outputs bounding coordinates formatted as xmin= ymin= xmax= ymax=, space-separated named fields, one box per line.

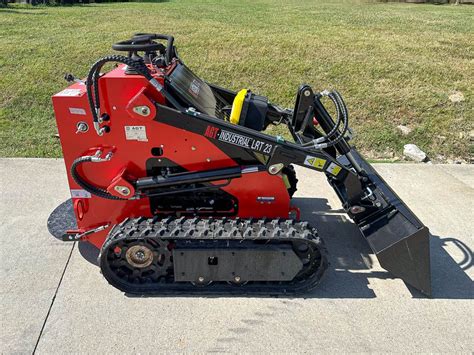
xmin=133 ymin=105 xmax=150 ymax=117
xmin=304 ymin=90 xmax=311 ymax=97
xmin=350 ymin=205 xmax=366 ymax=214
xmin=198 ymin=276 xmax=205 ymax=283
xmin=135 ymin=251 xmax=145 ymax=260
xmin=234 ymin=276 xmax=241 ymax=283
xmin=114 ymin=185 xmax=131 ymax=196
xmin=268 ymin=163 xmax=284 ymax=175
xmin=75 ymin=121 xmax=88 ymax=134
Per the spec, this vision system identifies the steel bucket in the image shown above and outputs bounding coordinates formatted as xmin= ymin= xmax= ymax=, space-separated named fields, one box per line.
xmin=339 ymin=149 xmax=431 ymax=296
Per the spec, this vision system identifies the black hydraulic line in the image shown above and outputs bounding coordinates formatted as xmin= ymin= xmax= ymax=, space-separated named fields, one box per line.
xmin=300 ymin=89 xmax=348 ymax=150
xmin=320 ymin=91 xmax=348 ymax=146
xmin=321 ymin=90 xmax=349 ymax=147
xmin=86 ymin=55 xmax=152 ymax=127
xmin=305 ymin=90 xmax=350 ymax=150
xmin=319 ymin=91 xmax=343 ymax=139
xmin=86 ymin=54 xmax=185 ymax=135
xmin=71 ymin=156 xmax=125 ymax=200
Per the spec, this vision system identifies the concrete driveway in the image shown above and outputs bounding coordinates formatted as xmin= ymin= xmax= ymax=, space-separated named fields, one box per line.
xmin=1 ymin=158 xmax=472 ymax=353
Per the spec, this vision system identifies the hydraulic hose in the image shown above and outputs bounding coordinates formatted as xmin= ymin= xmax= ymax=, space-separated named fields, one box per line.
xmin=320 ymin=91 xmax=343 ymax=139
xmin=71 ymin=156 xmax=126 ymax=200
xmin=86 ymin=55 xmax=152 ymax=134
xmin=303 ymin=89 xmax=349 ymax=150
xmin=321 ymin=90 xmax=349 ymax=148
xmin=86 ymin=54 xmax=183 ymax=136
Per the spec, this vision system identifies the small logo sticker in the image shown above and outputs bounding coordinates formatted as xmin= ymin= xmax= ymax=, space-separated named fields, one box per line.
xmin=204 ymin=125 xmax=220 ymax=139
xmin=125 ymin=126 xmax=148 ymax=142
xmin=304 ymin=156 xmax=326 ymax=170
xmin=189 ymin=79 xmax=201 ymax=97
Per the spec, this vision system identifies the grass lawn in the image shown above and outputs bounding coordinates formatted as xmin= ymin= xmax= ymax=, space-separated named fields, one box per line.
xmin=0 ymin=0 xmax=472 ymax=160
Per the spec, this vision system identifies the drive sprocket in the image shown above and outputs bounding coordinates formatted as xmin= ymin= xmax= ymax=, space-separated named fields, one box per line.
xmin=102 ymin=222 xmax=172 ymax=285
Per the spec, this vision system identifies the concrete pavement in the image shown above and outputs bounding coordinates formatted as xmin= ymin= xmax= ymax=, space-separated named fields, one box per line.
xmin=1 ymin=158 xmax=473 ymax=353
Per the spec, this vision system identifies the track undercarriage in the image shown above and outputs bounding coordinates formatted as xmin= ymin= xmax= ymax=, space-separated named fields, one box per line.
xmin=100 ymin=217 xmax=327 ymax=295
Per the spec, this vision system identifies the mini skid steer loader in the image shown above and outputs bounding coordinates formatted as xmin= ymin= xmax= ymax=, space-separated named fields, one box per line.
xmin=48 ymin=34 xmax=431 ymax=296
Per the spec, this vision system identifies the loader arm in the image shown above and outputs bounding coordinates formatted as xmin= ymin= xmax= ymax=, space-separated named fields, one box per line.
xmin=152 ymin=92 xmax=431 ymax=296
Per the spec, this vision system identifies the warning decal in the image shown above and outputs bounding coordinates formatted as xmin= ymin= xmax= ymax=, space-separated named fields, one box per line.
xmin=303 ymin=156 xmax=326 ymax=170
xmin=326 ymin=162 xmax=342 ymax=176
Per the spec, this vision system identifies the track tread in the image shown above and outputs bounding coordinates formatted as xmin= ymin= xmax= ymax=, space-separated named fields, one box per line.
xmin=99 ymin=217 xmax=328 ymax=295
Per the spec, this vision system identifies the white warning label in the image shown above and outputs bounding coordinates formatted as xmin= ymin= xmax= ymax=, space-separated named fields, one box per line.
xmin=71 ymin=189 xmax=91 ymax=198
xmin=125 ymin=126 xmax=148 ymax=142
xmin=57 ymin=89 xmax=83 ymax=97
xmin=69 ymin=107 xmax=86 ymax=115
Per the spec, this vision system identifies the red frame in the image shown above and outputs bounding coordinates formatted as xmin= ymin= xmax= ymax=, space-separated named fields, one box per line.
xmin=52 ymin=66 xmax=292 ymax=249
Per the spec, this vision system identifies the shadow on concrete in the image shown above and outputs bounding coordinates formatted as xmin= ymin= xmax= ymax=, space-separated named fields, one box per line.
xmin=413 ymin=236 xmax=473 ymax=299
xmin=78 ymin=240 xmax=99 ymax=265
xmin=75 ymin=197 xmax=472 ymax=300
xmin=292 ymin=197 xmax=473 ymax=300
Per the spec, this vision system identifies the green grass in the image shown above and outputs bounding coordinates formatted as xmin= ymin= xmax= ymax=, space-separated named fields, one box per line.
xmin=0 ymin=0 xmax=472 ymax=159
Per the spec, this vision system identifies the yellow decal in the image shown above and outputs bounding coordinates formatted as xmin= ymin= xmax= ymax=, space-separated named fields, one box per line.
xmin=326 ymin=162 xmax=342 ymax=176
xmin=304 ymin=156 xmax=326 ymax=170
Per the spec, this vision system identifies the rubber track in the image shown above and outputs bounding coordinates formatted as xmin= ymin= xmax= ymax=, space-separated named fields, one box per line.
xmin=99 ymin=217 xmax=328 ymax=295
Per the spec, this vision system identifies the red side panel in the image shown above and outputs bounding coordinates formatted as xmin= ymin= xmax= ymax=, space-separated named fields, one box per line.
xmin=52 ymin=66 xmax=291 ymax=248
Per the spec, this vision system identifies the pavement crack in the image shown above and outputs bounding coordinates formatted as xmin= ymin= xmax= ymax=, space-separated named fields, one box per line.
xmin=32 ymin=242 xmax=76 ymax=355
